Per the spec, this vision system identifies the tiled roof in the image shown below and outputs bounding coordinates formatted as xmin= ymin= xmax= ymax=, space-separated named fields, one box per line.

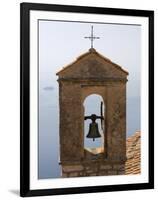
xmin=125 ymin=131 xmax=141 ymax=175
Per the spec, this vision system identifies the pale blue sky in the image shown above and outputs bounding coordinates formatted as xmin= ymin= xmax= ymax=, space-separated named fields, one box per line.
xmin=38 ymin=20 xmax=141 ymax=179
xmin=39 ymin=20 xmax=140 ymax=97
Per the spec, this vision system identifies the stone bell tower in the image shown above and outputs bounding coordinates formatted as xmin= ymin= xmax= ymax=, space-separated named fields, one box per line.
xmin=56 ymin=47 xmax=128 ymax=178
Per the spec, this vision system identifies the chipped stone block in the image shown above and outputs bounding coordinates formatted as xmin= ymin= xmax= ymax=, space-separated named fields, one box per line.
xmin=100 ymin=165 xmax=112 ymax=170
xmin=63 ymin=165 xmax=84 ymax=173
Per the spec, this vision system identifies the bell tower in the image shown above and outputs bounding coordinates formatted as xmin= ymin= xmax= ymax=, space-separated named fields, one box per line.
xmin=56 ymin=47 xmax=128 ymax=177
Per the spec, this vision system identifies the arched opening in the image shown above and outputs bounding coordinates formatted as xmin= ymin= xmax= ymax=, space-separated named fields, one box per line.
xmin=83 ymin=94 xmax=105 ymax=155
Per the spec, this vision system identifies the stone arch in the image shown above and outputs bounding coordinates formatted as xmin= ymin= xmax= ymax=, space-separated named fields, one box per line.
xmin=81 ymin=86 xmax=106 ymax=104
xmin=83 ymin=94 xmax=105 ymax=152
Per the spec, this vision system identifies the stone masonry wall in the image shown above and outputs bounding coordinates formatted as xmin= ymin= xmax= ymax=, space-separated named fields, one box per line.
xmin=61 ymin=162 xmax=125 ymax=177
xmin=59 ymin=81 xmax=84 ymax=161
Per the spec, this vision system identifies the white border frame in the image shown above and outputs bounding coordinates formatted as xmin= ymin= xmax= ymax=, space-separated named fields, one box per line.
xmin=30 ymin=10 xmax=149 ymax=190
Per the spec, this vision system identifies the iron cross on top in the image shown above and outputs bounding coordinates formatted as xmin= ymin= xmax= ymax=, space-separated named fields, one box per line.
xmin=84 ymin=25 xmax=100 ymax=48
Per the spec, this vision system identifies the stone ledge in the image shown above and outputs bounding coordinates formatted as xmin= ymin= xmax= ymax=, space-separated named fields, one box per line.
xmin=58 ymin=77 xmax=128 ymax=83
xmin=60 ymin=159 xmax=126 ymax=166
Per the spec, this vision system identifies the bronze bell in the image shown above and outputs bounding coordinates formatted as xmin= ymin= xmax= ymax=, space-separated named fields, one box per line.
xmin=86 ymin=121 xmax=101 ymax=141
xmin=85 ymin=114 xmax=103 ymax=141
xmin=84 ymin=102 xmax=104 ymax=142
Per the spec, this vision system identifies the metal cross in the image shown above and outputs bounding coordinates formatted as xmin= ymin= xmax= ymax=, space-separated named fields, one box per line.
xmin=84 ymin=26 xmax=100 ymax=48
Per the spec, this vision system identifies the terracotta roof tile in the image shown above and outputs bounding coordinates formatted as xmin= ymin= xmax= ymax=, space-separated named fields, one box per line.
xmin=125 ymin=131 xmax=141 ymax=175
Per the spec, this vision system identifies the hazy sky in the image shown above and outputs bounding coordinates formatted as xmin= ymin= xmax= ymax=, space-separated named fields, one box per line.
xmin=38 ymin=20 xmax=141 ymax=179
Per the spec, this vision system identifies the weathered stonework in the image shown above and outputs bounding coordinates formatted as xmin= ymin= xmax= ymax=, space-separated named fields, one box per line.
xmin=56 ymin=48 xmax=128 ymax=178
xmin=61 ymin=161 xmax=125 ymax=177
